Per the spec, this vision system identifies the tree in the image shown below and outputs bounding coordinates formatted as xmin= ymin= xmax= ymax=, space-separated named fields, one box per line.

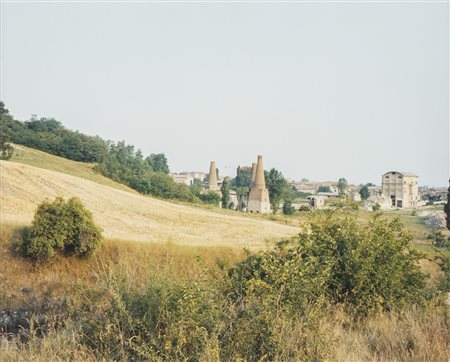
xmin=0 ymin=100 xmax=8 ymax=116
xmin=282 ymin=200 xmax=295 ymax=215
xmin=18 ymin=197 xmax=102 ymax=262
xmin=264 ymin=168 xmax=289 ymax=214
xmin=0 ymin=131 xmax=13 ymax=160
xmin=232 ymin=166 xmax=251 ymax=189
xmin=221 ymin=177 xmax=230 ymax=208
xmin=146 ymin=153 xmax=169 ymax=174
xmin=445 ymin=179 xmax=450 ymax=230
xmin=359 ymin=185 xmax=370 ymax=200
xmin=338 ymin=178 xmax=348 ymax=197
xmin=318 ymin=185 xmax=331 ymax=193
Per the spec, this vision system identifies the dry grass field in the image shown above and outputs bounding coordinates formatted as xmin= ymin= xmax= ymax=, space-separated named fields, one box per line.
xmin=0 ymin=160 xmax=298 ymax=248
xmin=9 ymin=144 xmax=133 ymax=191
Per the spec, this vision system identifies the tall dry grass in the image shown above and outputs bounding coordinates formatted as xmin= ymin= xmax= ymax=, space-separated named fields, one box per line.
xmin=1 ymin=224 xmax=449 ymax=361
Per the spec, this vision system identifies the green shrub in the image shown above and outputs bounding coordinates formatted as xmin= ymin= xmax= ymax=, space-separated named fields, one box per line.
xmin=79 ymin=273 xmax=221 ymax=361
xmin=372 ymin=202 xmax=381 ymax=212
xmin=282 ymin=200 xmax=295 ymax=215
xmin=199 ymin=190 xmax=221 ymax=206
xmin=19 ymin=197 xmax=102 ymax=262
xmin=432 ymin=231 xmax=450 ymax=249
xmin=228 ymin=214 xmax=426 ymax=317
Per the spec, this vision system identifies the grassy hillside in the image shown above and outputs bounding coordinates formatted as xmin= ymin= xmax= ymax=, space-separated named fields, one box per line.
xmin=1 ymin=160 xmax=298 ymax=248
xmin=9 ymin=144 xmax=132 ymax=192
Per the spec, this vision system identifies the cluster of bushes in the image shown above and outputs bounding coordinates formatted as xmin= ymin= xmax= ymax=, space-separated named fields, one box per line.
xmin=9 ymin=204 xmax=450 ymax=359
xmin=18 ymin=197 xmax=102 ymax=262
xmin=66 ymin=213 xmax=447 ymax=361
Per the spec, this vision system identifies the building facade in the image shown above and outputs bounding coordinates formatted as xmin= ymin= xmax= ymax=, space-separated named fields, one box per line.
xmin=382 ymin=171 xmax=419 ymax=208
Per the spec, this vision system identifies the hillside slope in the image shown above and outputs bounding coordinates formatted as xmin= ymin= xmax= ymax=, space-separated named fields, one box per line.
xmin=0 ymin=160 xmax=298 ymax=248
xmin=9 ymin=144 xmax=132 ymax=192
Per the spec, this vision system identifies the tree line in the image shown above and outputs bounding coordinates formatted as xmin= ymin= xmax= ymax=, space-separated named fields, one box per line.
xmin=0 ymin=101 xmax=198 ymax=202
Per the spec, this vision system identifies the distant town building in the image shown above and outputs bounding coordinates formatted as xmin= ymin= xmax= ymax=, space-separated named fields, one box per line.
xmin=292 ymin=180 xmax=339 ymax=195
xmin=247 ymin=155 xmax=271 ymax=213
xmin=347 ymin=189 xmax=361 ymax=202
xmin=382 ymin=171 xmax=419 ymax=208
xmin=307 ymin=195 xmax=327 ymax=210
xmin=292 ymin=181 xmax=317 ymax=194
xmin=172 ymin=173 xmax=194 ymax=186
xmin=367 ymin=185 xmax=382 ymax=197
xmin=179 ymin=171 xmax=206 ymax=182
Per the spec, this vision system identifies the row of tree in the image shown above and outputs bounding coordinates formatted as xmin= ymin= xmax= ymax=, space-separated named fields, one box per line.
xmin=0 ymin=102 xmax=200 ymax=202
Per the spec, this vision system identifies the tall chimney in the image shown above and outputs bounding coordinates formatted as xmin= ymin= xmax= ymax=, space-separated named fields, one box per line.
xmin=208 ymin=161 xmax=218 ymax=189
xmin=250 ymin=162 xmax=257 ymax=188
xmin=254 ymin=155 xmax=265 ymax=189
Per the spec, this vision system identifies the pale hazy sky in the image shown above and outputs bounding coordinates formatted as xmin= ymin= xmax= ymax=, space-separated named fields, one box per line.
xmin=1 ymin=1 xmax=448 ymax=186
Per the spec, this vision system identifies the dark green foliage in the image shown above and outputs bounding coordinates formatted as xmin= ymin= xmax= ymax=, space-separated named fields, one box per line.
xmin=338 ymin=177 xmax=348 ymax=197
xmin=199 ymin=191 xmax=221 ymax=206
xmin=1 ymin=109 xmax=108 ymax=163
xmin=318 ymin=185 xmax=331 ymax=193
xmin=0 ymin=137 xmax=14 ymax=160
xmin=232 ymin=166 xmax=251 ymax=189
xmin=18 ymin=197 xmax=102 ymax=262
xmin=264 ymin=168 xmax=289 ymax=213
xmin=221 ymin=178 xmax=230 ymax=208
xmin=359 ymin=184 xmax=370 ymax=200
xmin=445 ymin=179 xmax=450 ymax=230
xmin=0 ymin=102 xmax=14 ymax=159
xmin=372 ymin=203 xmax=381 ymax=212
xmin=282 ymin=200 xmax=295 ymax=215
xmin=146 ymin=153 xmax=169 ymax=174
xmin=430 ymin=231 xmax=450 ymax=249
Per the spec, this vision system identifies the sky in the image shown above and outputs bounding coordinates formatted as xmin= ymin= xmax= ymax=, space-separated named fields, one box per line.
xmin=1 ymin=1 xmax=449 ymax=186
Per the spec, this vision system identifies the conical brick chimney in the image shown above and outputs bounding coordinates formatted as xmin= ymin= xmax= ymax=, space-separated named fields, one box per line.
xmin=254 ymin=155 xmax=266 ymax=189
xmin=208 ymin=161 xmax=220 ymax=191
xmin=250 ymin=162 xmax=257 ymax=188
xmin=247 ymin=155 xmax=271 ymax=213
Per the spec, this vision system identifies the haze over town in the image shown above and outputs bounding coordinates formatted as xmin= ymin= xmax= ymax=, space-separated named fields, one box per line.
xmin=1 ymin=2 xmax=448 ymax=186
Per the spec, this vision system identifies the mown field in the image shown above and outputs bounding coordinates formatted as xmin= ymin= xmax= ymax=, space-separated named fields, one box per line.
xmin=0 ymin=159 xmax=298 ymax=249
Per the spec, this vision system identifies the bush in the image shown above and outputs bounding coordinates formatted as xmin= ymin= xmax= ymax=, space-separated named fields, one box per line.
xmin=0 ymin=139 xmax=14 ymax=160
xmin=372 ymin=202 xmax=381 ymax=212
xmin=79 ymin=273 xmax=221 ymax=361
xmin=282 ymin=200 xmax=295 ymax=215
xmin=18 ymin=197 xmax=102 ymax=262
xmin=228 ymin=214 xmax=426 ymax=317
xmin=298 ymin=205 xmax=310 ymax=212
xmin=431 ymin=232 xmax=450 ymax=249
xmin=199 ymin=191 xmax=221 ymax=206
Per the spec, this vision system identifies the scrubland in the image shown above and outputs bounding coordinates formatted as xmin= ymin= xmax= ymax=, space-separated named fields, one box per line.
xmin=1 ymin=214 xmax=449 ymax=361
xmin=1 ymin=146 xmax=449 ymax=361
